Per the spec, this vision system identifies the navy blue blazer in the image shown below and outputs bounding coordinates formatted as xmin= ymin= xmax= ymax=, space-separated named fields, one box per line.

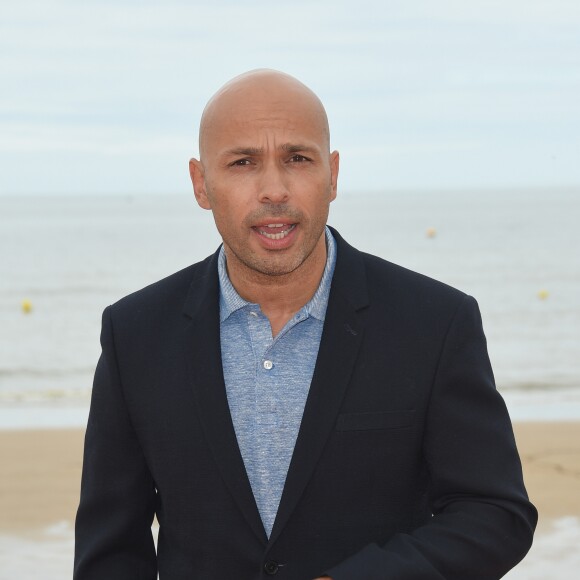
xmin=74 ymin=228 xmax=536 ymax=579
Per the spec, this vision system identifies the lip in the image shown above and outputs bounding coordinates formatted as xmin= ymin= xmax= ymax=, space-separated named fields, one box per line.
xmin=251 ymin=222 xmax=298 ymax=250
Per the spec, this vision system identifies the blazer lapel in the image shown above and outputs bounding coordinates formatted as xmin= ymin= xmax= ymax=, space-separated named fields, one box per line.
xmin=269 ymin=230 xmax=369 ymax=545
xmin=181 ymin=251 xmax=267 ymax=544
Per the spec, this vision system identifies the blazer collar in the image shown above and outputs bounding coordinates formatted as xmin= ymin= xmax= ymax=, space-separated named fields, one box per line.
xmin=326 ymin=226 xmax=369 ymax=311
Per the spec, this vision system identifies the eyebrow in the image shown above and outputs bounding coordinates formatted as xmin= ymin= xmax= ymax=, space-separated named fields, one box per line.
xmin=222 ymin=143 xmax=319 ymax=157
xmin=280 ymin=143 xmax=318 ymax=155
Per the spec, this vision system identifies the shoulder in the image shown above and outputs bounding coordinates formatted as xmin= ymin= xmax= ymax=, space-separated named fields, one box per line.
xmin=331 ymin=227 xmax=466 ymax=310
xmin=331 ymin=229 xmax=480 ymax=347
xmin=107 ymin=250 xmax=218 ymax=324
xmin=360 ymin=251 xmax=475 ymax=336
xmin=361 ymin=250 xmax=465 ymax=304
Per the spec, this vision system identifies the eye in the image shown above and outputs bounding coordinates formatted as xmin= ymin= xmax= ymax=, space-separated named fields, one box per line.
xmin=230 ymin=158 xmax=252 ymax=167
xmin=289 ymin=154 xmax=310 ymax=163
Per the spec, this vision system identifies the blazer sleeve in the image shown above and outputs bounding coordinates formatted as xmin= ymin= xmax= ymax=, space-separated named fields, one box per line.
xmin=326 ymin=295 xmax=538 ymax=580
xmin=74 ymin=306 xmax=158 ymax=580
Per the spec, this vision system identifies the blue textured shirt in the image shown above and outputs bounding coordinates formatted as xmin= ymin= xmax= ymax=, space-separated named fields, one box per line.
xmin=218 ymin=227 xmax=337 ymax=537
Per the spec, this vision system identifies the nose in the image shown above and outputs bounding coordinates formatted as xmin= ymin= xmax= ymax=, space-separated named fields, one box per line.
xmin=257 ymin=161 xmax=290 ymax=204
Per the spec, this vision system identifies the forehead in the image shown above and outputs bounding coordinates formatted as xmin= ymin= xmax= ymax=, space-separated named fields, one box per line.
xmin=200 ymin=85 xmax=329 ymax=156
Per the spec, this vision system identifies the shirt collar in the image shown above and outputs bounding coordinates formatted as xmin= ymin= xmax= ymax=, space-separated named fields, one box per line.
xmin=218 ymin=226 xmax=336 ymax=323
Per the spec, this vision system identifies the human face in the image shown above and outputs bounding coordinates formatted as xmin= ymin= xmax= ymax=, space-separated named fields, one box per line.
xmin=190 ymin=93 xmax=339 ymax=280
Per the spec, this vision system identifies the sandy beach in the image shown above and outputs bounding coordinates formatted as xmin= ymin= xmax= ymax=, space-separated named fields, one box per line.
xmin=0 ymin=422 xmax=579 ymax=577
xmin=2 ymin=422 xmax=579 ymax=531
xmin=0 ymin=429 xmax=85 ymax=532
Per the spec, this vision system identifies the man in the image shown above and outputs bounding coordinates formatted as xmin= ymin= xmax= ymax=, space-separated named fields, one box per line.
xmin=74 ymin=70 xmax=537 ymax=579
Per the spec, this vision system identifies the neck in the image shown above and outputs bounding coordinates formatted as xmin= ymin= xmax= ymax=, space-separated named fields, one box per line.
xmin=224 ymin=232 xmax=328 ymax=336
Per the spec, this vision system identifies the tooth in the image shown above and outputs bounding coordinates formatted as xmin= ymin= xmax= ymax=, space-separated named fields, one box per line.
xmin=258 ymin=224 xmax=295 ymax=240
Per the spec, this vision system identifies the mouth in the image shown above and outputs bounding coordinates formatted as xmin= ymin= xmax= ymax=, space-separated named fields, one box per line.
xmin=253 ymin=223 xmax=297 ymax=240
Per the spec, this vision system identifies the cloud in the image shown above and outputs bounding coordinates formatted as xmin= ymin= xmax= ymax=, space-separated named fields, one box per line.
xmin=1 ymin=0 xmax=579 ymax=193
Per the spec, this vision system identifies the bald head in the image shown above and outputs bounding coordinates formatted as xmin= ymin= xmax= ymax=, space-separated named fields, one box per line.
xmin=198 ymin=69 xmax=330 ymax=162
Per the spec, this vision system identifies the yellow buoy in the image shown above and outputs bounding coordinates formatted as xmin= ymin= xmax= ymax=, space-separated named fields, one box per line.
xmin=426 ymin=227 xmax=437 ymax=239
xmin=537 ymin=289 xmax=549 ymax=300
xmin=21 ymin=299 xmax=33 ymax=314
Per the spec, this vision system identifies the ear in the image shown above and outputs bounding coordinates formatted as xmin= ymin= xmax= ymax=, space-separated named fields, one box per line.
xmin=189 ymin=158 xmax=211 ymax=210
xmin=329 ymin=150 xmax=339 ymax=202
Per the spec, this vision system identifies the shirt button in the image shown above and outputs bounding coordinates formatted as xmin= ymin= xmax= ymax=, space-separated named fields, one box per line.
xmin=249 ymin=311 xmax=258 ymax=317
xmin=263 ymin=360 xmax=273 ymax=370
xmin=264 ymin=560 xmax=279 ymax=575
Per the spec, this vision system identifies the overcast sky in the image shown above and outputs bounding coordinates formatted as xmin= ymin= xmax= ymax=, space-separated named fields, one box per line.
xmin=1 ymin=0 xmax=579 ymax=195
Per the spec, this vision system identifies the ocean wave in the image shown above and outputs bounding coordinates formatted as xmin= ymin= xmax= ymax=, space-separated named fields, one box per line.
xmin=0 ymin=367 xmax=94 ymax=379
xmin=499 ymin=380 xmax=580 ymax=392
xmin=0 ymin=386 xmax=92 ymax=403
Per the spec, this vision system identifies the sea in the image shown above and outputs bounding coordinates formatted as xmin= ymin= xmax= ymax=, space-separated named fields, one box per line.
xmin=1 ymin=188 xmax=580 ymax=428
xmin=1 ymin=189 xmax=579 ymax=578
